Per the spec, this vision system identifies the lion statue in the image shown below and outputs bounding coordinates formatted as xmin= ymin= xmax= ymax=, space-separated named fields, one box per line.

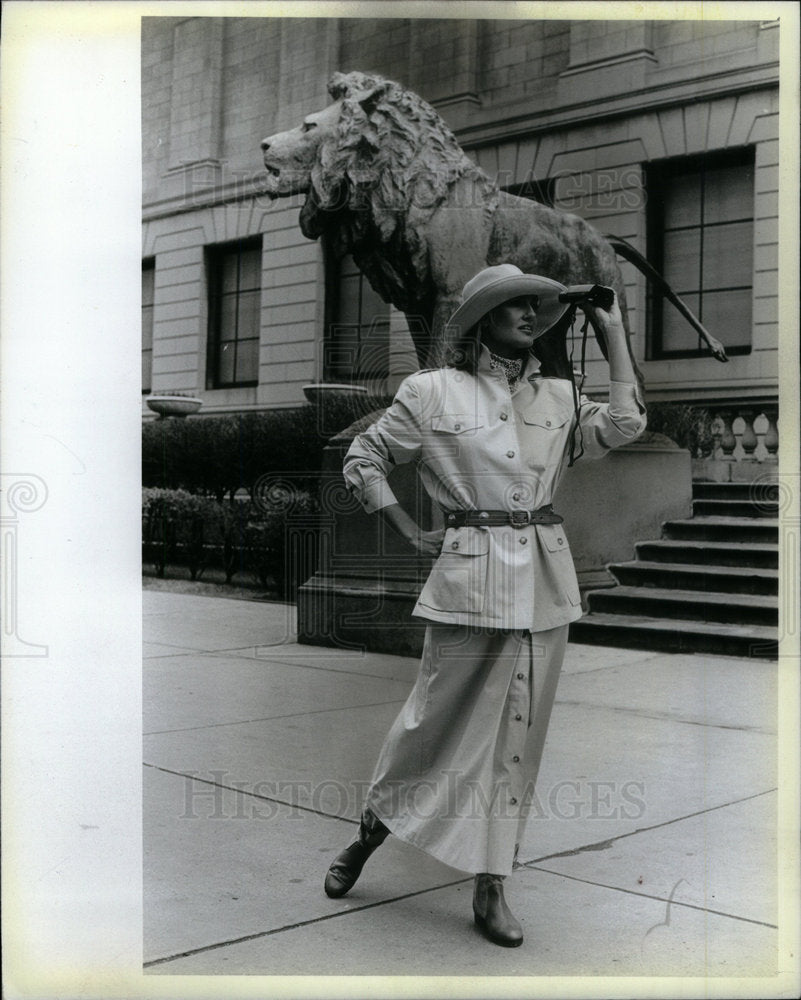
xmin=260 ymin=71 xmax=726 ymax=383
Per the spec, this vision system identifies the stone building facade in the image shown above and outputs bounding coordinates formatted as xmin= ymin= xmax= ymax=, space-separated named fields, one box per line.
xmin=142 ymin=15 xmax=780 ymax=428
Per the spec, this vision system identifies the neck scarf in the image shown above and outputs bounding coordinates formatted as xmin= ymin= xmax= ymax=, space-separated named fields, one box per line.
xmin=489 ymin=351 xmax=523 ymax=388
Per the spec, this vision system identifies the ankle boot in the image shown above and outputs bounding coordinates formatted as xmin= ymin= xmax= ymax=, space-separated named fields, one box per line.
xmin=324 ymin=808 xmax=389 ymax=898
xmin=473 ymin=873 xmax=524 ymax=947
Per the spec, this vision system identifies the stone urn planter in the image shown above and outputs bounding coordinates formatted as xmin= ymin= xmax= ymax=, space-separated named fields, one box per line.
xmin=302 ymin=382 xmax=369 ymax=405
xmin=146 ymin=394 xmax=203 ymax=419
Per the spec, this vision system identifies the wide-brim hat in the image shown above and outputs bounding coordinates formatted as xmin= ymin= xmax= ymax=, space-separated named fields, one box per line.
xmin=444 ymin=264 xmax=570 ymax=340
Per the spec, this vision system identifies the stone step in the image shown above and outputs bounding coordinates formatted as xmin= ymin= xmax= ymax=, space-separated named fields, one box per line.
xmin=608 ymin=560 xmax=778 ymax=595
xmin=570 ymin=613 xmax=777 ymax=659
xmin=693 ymin=481 xmax=778 ymax=501
xmin=635 ymin=539 xmax=778 ymax=569
xmin=692 ymin=498 xmax=779 ymax=518
xmin=662 ymin=516 xmax=779 ymax=544
xmin=586 ymin=585 xmax=777 ymax=626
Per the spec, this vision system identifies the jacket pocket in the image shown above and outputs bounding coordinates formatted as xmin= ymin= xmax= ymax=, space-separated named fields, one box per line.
xmin=521 ymin=404 xmax=573 ymax=430
xmin=539 ymin=524 xmax=582 ymax=605
xmin=541 ymin=523 xmax=570 ymax=553
xmin=417 ymin=526 xmax=490 ymax=613
xmin=431 ymin=413 xmax=484 ymax=435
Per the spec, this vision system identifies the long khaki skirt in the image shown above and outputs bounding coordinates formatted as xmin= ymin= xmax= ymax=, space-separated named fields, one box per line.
xmin=365 ymin=622 xmax=568 ymax=875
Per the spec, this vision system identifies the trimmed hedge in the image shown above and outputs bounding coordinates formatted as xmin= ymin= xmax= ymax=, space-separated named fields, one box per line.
xmin=142 ymin=487 xmax=320 ymax=599
xmin=143 ymin=395 xmax=387 ymax=499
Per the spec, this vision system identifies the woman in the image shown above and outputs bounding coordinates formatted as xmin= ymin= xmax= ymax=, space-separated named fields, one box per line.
xmin=324 ymin=264 xmax=646 ymax=947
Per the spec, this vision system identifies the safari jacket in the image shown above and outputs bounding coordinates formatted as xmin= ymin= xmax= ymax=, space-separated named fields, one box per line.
xmin=343 ymin=348 xmax=646 ymax=632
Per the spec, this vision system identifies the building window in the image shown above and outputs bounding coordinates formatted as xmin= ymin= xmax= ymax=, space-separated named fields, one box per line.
xmin=142 ymin=259 xmax=155 ymax=394
xmin=206 ymin=238 xmax=262 ymax=388
xmin=323 ymin=251 xmax=390 ymax=382
xmin=647 ymin=148 xmax=754 ymax=359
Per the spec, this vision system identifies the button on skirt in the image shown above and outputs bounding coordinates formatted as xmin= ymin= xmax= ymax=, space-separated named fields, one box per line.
xmin=365 ymin=622 xmax=568 ymax=875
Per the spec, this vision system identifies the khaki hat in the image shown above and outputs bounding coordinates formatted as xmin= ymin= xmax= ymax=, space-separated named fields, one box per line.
xmin=444 ymin=264 xmax=570 ymax=340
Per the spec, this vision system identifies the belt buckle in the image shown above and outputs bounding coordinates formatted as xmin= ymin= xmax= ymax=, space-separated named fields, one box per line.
xmin=509 ymin=510 xmax=531 ymax=528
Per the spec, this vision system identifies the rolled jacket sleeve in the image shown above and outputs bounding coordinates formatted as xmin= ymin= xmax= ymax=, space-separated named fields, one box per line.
xmin=576 ymin=380 xmax=647 ymax=460
xmin=343 ymin=376 xmax=423 ymax=513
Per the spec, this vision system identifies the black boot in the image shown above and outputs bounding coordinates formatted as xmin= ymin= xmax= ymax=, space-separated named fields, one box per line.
xmin=324 ymin=808 xmax=389 ymax=898
xmin=473 ymin=873 xmax=524 ymax=947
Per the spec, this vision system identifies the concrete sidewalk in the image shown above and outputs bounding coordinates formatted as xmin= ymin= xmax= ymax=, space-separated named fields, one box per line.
xmin=143 ymin=589 xmax=778 ymax=980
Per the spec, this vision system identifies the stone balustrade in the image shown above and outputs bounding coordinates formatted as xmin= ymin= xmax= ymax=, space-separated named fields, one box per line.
xmin=692 ymin=401 xmax=779 ymax=482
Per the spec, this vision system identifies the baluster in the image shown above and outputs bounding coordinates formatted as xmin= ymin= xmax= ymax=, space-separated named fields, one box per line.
xmin=710 ymin=414 xmax=724 ymax=460
xmin=739 ymin=409 xmax=758 ymax=462
xmin=718 ymin=410 xmax=737 ymax=459
xmin=763 ymin=407 xmax=779 ymax=463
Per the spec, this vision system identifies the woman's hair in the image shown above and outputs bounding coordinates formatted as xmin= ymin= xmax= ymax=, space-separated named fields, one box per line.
xmin=444 ymin=321 xmax=482 ymax=374
xmin=445 ymin=308 xmax=525 ymax=374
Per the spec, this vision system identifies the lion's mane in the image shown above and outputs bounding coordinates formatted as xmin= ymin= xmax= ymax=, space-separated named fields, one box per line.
xmin=299 ymin=71 xmax=497 ymax=314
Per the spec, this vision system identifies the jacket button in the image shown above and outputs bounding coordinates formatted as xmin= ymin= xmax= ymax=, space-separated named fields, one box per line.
xmin=451 ymin=541 xmax=459 ymax=549
xmin=515 ymin=713 xmax=523 ymax=721
xmin=506 ymin=450 xmax=515 ymax=458
xmin=512 ymin=755 xmax=520 ymax=763
xmin=517 ymin=672 xmax=524 ymax=679
xmin=510 ymin=797 xmax=518 ymax=805
xmin=546 ymin=419 xmax=552 ymax=427
xmin=520 ymin=536 xmax=528 ymax=545
xmin=512 ymin=492 xmax=521 ymax=501
xmin=500 ymin=412 xmax=508 ymax=421
xmin=557 ymin=537 xmax=564 ymax=545
xmin=454 ymin=423 xmax=461 ymax=431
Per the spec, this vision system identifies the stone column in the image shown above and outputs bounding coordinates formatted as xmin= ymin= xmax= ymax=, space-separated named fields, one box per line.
xmin=558 ymin=21 xmax=657 ymax=103
xmin=408 ymin=19 xmax=480 ymax=114
xmin=167 ymin=18 xmax=224 ymax=175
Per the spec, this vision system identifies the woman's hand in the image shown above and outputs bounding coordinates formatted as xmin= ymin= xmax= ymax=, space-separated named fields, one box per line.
xmin=582 ymin=291 xmax=637 ymax=384
xmin=581 ymin=291 xmax=626 ymax=341
xmin=410 ymin=528 xmax=446 ymax=557
xmin=377 ymin=504 xmax=445 ymax=556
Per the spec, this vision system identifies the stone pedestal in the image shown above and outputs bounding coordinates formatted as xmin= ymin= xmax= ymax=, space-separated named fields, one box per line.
xmin=297 ymin=432 xmax=439 ymax=657
xmin=297 ymin=430 xmax=692 ymax=657
xmin=559 ymin=432 xmax=692 ymax=591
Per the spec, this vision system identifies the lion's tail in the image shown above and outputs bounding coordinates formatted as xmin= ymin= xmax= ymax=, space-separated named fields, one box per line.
xmin=605 ymin=233 xmax=728 ymax=362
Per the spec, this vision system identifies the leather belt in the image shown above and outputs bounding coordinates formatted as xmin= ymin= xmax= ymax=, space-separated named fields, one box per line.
xmin=444 ymin=505 xmax=563 ymax=528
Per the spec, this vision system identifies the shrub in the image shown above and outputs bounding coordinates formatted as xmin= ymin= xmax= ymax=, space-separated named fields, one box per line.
xmin=244 ymin=489 xmax=320 ymax=597
xmin=142 ymin=488 xmax=235 ymax=580
xmin=142 ymin=486 xmax=320 ymax=597
xmin=645 ymin=402 xmax=715 ymax=458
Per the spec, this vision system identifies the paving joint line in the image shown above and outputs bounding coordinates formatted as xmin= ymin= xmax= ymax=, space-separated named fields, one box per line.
xmin=199 ymin=647 xmax=415 ymax=681
xmin=522 ymin=786 xmax=777 ymax=865
xmin=526 ymin=865 xmax=777 ymax=929
xmin=143 ymin=877 xmax=473 ymax=968
xmin=553 ymin=698 xmax=776 ymax=734
xmin=142 ymin=763 xmax=363 ymax=825
xmin=144 ymin=644 xmax=219 ymax=656
xmin=143 ymin=696 xmax=407 ymax=736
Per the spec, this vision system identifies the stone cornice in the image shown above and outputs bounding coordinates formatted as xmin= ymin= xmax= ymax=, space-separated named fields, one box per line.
xmin=142 ymin=63 xmax=778 ymax=223
xmin=456 ymin=62 xmax=779 ymax=150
